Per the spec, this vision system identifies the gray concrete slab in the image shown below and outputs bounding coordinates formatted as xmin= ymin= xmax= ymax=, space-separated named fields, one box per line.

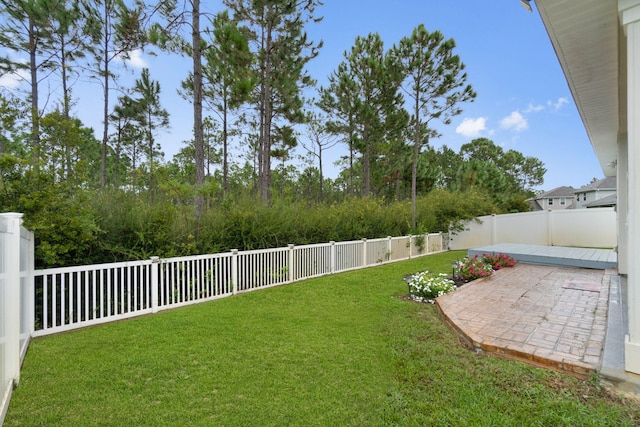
xmin=468 ymin=243 xmax=617 ymax=270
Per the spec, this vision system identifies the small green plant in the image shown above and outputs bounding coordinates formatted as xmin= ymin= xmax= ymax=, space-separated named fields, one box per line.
xmin=458 ymin=255 xmax=493 ymax=282
xmin=413 ymin=234 xmax=426 ymax=254
xmin=408 ymin=271 xmax=456 ymax=303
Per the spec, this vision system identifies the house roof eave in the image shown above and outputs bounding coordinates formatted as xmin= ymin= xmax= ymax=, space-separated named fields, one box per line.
xmin=534 ymin=0 xmax=621 ymax=177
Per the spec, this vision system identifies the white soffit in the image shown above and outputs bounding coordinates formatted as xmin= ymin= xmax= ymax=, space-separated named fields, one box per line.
xmin=535 ymin=0 xmax=620 ymax=176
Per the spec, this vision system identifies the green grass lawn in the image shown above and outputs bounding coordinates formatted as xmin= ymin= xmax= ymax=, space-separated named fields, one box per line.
xmin=5 ymin=251 xmax=640 ymax=426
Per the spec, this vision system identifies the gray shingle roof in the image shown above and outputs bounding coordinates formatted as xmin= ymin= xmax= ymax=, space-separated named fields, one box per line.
xmin=534 ymin=186 xmax=577 ymax=198
xmin=575 ymin=176 xmax=616 ymax=192
xmin=585 ymin=193 xmax=617 ymax=208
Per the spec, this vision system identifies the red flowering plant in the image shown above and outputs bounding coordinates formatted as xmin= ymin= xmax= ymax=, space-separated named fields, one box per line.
xmin=457 ymin=255 xmax=493 ymax=282
xmin=482 ymin=253 xmax=516 ymax=270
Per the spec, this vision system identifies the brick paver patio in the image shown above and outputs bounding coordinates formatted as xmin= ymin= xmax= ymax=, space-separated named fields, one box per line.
xmin=436 ymin=263 xmax=614 ymax=378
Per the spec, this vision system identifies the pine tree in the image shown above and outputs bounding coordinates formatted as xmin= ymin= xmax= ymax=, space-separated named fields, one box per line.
xmin=131 ymin=68 xmax=169 ymax=192
xmin=0 ymin=0 xmax=52 ymax=166
xmin=395 ymin=24 xmax=476 ymax=228
xmin=321 ymin=33 xmax=406 ymax=197
xmin=224 ymin=0 xmax=322 ymax=202
xmin=84 ymin=0 xmax=146 ymax=188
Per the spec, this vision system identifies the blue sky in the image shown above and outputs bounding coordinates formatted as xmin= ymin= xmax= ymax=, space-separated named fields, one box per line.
xmin=1 ymin=0 xmax=604 ymax=191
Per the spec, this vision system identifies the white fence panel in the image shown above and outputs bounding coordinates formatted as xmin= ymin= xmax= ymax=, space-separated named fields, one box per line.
xmin=34 ymin=260 xmax=155 ymax=336
xmin=158 ymin=253 xmax=234 ymax=310
xmin=366 ymin=238 xmax=391 ymax=265
xmin=389 ymin=236 xmax=411 ymax=261
xmin=449 ymin=208 xmax=616 ymax=250
xmin=334 ymin=240 xmax=365 ymax=272
xmin=236 ymin=247 xmax=290 ymax=292
xmin=291 ymin=243 xmax=332 ymax=280
xmin=427 ymin=233 xmax=445 ymax=254
xmin=551 ymin=208 xmax=617 ymax=247
xmin=1 ymin=213 xmax=33 ymax=425
xmin=0 ymin=215 xmax=11 ymax=424
xmin=493 ymin=211 xmax=550 ymax=246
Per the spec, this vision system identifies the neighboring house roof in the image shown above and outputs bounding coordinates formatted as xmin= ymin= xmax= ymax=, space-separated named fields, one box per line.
xmin=531 ymin=186 xmax=577 ymax=199
xmin=526 ymin=186 xmax=576 ymax=211
xmin=574 ymin=176 xmax=617 ymax=193
xmin=585 ymin=193 xmax=617 ymax=208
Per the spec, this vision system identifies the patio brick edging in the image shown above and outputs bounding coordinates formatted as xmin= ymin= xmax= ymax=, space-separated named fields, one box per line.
xmin=435 ymin=296 xmax=596 ymax=379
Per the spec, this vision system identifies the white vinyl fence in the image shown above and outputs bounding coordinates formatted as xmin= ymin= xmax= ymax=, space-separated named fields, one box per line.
xmin=1 ymin=213 xmax=34 ymax=425
xmin=32 ymin=233 xmax=445 ymax=337
xmin=449 ymin=208 xmax=616 ymax=250
xmin=0 ymin=220 xmax=446 ymax=421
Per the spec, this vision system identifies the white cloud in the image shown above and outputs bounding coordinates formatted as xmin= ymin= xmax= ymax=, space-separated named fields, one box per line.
xmin=500 ymin=111 xmax=528 ymax=131
xmin=548 ymin=96 xmax=569 ymax=111
xmin=116 ymin=49 xmax=147 ymax=69
xmin=455 ymin=117 xmax=487 ymax=138
xmin=0 ymin=68 xmax=29 ymax=89
xmin=524 ymin=102 xmax=544 ymax=113
xmin=0 ymin=50 xmax=29 ymax=89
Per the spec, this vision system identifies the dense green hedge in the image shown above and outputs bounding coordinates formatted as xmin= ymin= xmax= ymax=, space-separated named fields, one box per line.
xmin=17 ymin=187 xmax=497 ymax=268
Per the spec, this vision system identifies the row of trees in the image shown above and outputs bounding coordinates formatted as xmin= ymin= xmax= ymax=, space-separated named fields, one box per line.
xmin=0 ymin=0 xmax=546 ymax=267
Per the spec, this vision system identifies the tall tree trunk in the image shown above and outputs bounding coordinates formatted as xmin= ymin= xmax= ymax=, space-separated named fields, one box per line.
xmin=259 ymin=18 xmax=273 ymax=202
xmin=60 ymin=37 xmax=73 ymax=179
xmin=362 ymin=127 xmax=370 ymax=197
xmin=29 ymin=17 xmax=40 ymax=168
xmin=61 ymin=38 xmax=70 ymax=119
xmin=222 ymin=88 xmax=228 ymax=196
xmin=349 ymin=142 xmax=354 ymax=197
xmin=101 ymin=4 xmax=109 ymax=189
xmin=318 ymin=146 xmax=324 ymax=203
xmin=192 ymin=0 xmax=205 ymax=217
xmin=411 ymin=96 xmax=421 ymax=230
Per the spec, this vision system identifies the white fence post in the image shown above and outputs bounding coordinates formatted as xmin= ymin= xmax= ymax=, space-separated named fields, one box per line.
xmin=19 ymin=224 xmax=34 ymax=365
xmin=231 ymin=249 xmax=238 ymax=295
xmin=491 ymin=214 xmax=497 ymax=245
xmin=362 ymin=238 xmax=368 ymax=267
xmin=2 ymin=213 xmax=22 ymax=390
xmin=408 ymin=235 xmax=413 ymax=258
xmin=547 ymin=210 xmax=554 ymax=246
xmin=330 ymin=241 xmax=336 ymax=273
xmin=150 ymin=257 xmax=160 ymax=313
xmin=287 ymin=244 xmax=295 ymax=282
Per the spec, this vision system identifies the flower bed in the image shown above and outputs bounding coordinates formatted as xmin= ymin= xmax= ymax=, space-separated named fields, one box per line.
xmin=407 ymin=271 xmax=456 ymax=304
xmin=406 ymin=253 xmax=516 ymax=304
xmin=457 ymin=254 xmax=493 ymax=282
xmin=482 ymin=252 xmax=517 ymax=270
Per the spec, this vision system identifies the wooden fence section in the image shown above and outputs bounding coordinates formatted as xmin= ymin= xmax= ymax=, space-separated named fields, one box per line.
xmin=32 ymin=233 xmax=445 ymax=337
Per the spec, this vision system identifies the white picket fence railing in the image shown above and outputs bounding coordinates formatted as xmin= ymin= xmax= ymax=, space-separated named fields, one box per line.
xmin=32 ymin=233 xmax=445 ymax=337
xmin=1 ymin=219 xmax=445 ymax=423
